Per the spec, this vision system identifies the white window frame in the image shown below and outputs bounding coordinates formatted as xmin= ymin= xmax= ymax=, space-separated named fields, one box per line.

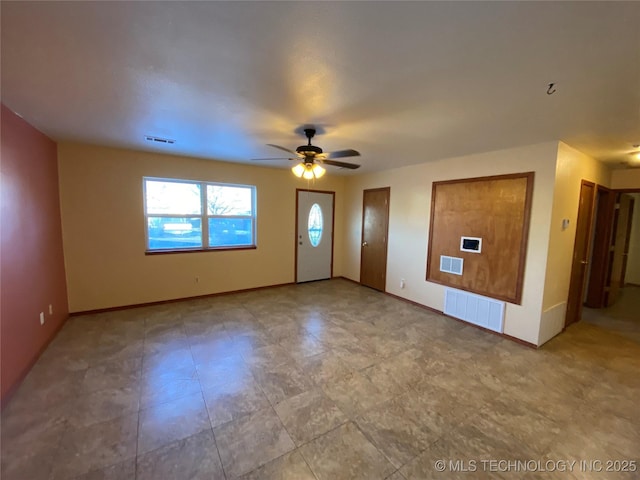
xmin=143 ymin=177 xmax=257 ymax=253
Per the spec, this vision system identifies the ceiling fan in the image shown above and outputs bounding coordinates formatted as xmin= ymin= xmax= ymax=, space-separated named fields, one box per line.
xmin=252 ymin=128 xmax=360 ymax=178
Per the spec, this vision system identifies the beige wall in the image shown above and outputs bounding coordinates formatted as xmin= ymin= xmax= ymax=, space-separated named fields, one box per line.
xmin=538 ymin=142 xmax=611 ymax=344
xmin=59 ymin=140 xmax=612 ymax=346
xmin=611 ymin=169 xmax=640 ymax=190
xmin=343 ymin=142 xmax=560 ymax=346
xmin=625 ymin=193 xmax=640 ymax=285
xmin=58 ymin=143 xmax=345 ymax=312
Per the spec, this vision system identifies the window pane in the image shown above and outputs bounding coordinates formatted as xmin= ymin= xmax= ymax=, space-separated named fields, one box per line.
xmin=308 ymin=203 xmax=323 ymax=247
xmin=207 ymin=185 xmax=252 ymax=216
xmin=146 ymin=180 xmax=201 ymax=215
xmin=209 ymin=218 xmax=253 ymax=247
xmin=147 ymin=217 xmax=202 ymax=250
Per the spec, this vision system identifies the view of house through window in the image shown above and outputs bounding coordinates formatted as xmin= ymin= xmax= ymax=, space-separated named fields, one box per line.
xmin=144 ymin=177 xmax=256 ymax=251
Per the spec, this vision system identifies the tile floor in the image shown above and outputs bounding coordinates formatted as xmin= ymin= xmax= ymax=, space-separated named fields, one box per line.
xmin=1 ymin=279 xmax=638 ymax=479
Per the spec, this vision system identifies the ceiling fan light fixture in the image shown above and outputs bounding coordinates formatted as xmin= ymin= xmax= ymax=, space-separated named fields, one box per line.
xmin=312 ymin=163 xmax=326 ymax=178
xmin=292 ymin=162 xmax=326 ymax=179
xmin=302 ymin=167 xmax=315 ymax=180
xmin=292 ymin=163 xmax=306 ymax=177
xmin=261 ymin=126 xmax=360 ymax=174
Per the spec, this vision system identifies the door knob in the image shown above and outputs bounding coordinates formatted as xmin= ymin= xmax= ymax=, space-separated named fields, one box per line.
xmin=581 ymin=260 xmax=588 ymax=265
xmin=362 ymin=241 xmax=368 ymax=247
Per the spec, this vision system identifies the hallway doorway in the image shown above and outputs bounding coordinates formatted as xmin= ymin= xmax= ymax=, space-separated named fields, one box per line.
xmin=583 ymin=285 xmax=640 ymax=344
xmin=582 ymin=189 xmax=640 ymax=313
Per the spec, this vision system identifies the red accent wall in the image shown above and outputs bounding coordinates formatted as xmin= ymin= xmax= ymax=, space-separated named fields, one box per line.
xmin=1 ymin=104 xmax=69 ymax=404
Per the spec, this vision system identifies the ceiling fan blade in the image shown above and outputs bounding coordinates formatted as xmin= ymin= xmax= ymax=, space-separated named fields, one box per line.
xmin=267 ymin=144 xmax=298 ymax=155
xmin=321 ymin=159 xmax=361 ymax=170
xmin=326 ymin=149 xmax=360 ymax=159
xmin=251 ymin=157 xmax=297 ymax=161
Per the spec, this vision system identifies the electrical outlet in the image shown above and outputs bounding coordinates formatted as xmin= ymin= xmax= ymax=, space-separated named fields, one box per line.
xmin=49 ymin=304 xmax=53 ymax=315
xmin=39 ymin=312 xmax=45 ymax=325
xmin=195 ymin=276 xmax=200 ymax=284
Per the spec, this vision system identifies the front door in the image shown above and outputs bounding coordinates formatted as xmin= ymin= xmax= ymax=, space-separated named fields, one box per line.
xmin=360 ymin=187 xmax=390 ymax=291
xmin=565 ymin=181 xmax=595 ymax=327
xmin=296 ymin=190 xmax=334 ymax=283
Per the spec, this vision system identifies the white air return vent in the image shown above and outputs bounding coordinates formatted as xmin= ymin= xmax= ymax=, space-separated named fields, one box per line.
xmin=145 ymin=135 xmax=175 ymax=145
xmin=440 ymin=255 xmax=463 ymax=275
xmin=444 ymin=287 xmax=505 ymax=333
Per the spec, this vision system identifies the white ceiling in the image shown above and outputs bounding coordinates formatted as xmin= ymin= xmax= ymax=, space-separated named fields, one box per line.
xmin=2 ymin=1 xmax=639 ymax=174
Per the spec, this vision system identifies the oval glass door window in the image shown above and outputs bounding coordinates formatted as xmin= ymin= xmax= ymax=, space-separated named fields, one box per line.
xmin=308 ymin=203 xmax=323 ymax=247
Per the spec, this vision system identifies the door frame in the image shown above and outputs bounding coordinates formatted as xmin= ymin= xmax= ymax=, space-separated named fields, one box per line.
xmin=580 ymin=186 xmax=640 ymax=310
xmin=619 ymin=196 xmax=635 ymax=286
xmin=295 ymin=188 xmax=336 ymax=283
xmin=607 ymin=191 xmax=636 ymax=304
xmin=359 ymin=187 xmax=390 ymax=292
xmin=565 ymin=180 xmax=596 ymax=327
xmin=584 ymin=185 xmax=615 ymax=308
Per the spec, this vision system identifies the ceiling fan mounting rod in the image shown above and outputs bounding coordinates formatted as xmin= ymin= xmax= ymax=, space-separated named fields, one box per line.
xmin=304 ymin=128 xmax=316 ymax=145
xmin=297 ymin=127 xmax=323 ymax=156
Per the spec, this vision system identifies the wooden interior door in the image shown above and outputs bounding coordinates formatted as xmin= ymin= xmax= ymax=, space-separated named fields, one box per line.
xmin=360 ymin=187 xmax=390 ymax=291
xmin=565 ymin=181 xmax=595 ymax=327
xmin=585 ymin=186 xmax=615 ymax=308
xmin=607 ymin=193 xmax=634 ymax=305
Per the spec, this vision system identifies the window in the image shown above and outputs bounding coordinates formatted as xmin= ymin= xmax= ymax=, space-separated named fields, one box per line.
xmin=144 ymin=177 xmax=256 ymax=252
xmin=308 ymin=203 xmax=323 ymax=247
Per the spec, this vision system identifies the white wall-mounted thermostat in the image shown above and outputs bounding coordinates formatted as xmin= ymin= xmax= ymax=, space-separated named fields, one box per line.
xmin=460 ymin=236 xmax=482 ymax=253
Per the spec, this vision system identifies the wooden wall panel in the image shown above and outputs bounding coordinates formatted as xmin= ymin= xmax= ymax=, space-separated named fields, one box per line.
xmin=426 ymin=172 xmax=534 ymax=304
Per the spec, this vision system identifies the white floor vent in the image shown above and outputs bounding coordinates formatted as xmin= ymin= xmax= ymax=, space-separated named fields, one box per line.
xmin=444 ymin=288 xmax=505 ymax=333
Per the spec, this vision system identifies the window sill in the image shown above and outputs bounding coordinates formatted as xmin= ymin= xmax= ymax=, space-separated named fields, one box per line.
xmin=145 ymin=246 xmax=257 ymax=255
